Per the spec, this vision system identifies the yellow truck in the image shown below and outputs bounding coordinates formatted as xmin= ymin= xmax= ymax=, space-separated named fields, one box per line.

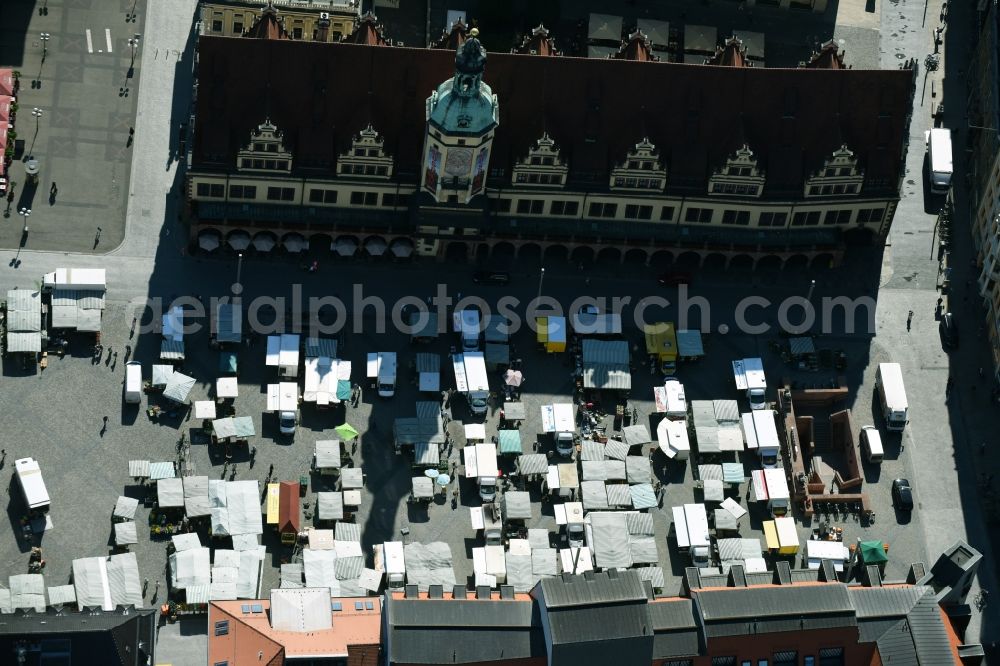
xmin=763 ymin=516 xmax=800 ymax=555
xmin=644 ymin=322 xmax=678 ymax=375
xmin=536 ymin=316 xmax=567 ymax=353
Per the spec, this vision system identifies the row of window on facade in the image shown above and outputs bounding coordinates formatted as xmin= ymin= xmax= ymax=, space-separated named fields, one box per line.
xmin=694 ymin=646 xmax=844 ymax=666
xmin=196 ymin=181 xmax=884 ymax=228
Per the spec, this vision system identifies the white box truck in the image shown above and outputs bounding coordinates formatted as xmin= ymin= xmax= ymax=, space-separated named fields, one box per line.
xmin=453 ymin=309 xmax=481 ymax=352
xmin=733 ymin=358 xmax=767 ymax=409
xmin=860 ymin=425 xmax=884 ymax=464
xmin=554 ymin=501 xmax=586 ymax=548
xmin=653 ymin=379 xmax=687 ymax=419
xmin=42 ymin=267 xmax=107 ymax=292
xmin=656 ymin=417 xmax=691 ymax=460
xmin=671 ymin=503 xmax=711 ymax=567
xmin=124 ymin=361 xmax=143 ymax=404
xmin=741 ymin=410 xmax=781 ymax=468
xmin=453 ymin=352 xmax=489 ymax=415
xmin=463 ymin=442 xmax=499 ymax=501
xmin=267 ymin=382 xmax=300 ymax=435
xmin=926 ymin=128 xmax=953 ymax=194
xmin=373 ymin=541 xmax=406 ymax=589
xmin=875 ymin=362 xmax=908 ymax=431
xmin=367 ymin=352 xmax=397 ymax=398
xmin=541 ymin=403 xmax=577 ymax=457
xmin=15 ymin=457 xmax=50 ymax=511
xmin=751 ymin=468 xmax=790 ymax=517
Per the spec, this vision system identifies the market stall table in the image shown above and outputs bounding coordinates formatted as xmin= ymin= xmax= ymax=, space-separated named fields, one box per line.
xmin=163 ymin=372 xmax=196 ymax=404
xmin=625 ymin=456 xmax=652 ymax=484
xmin=605 ymin=440 xmax=629 ymax=461
xmin=698 ymin=464 xmax=724 ymax=482
xmin=630 ymin=484 xmax=657 ymax=510
xmin=340 ymin=467 xmax=363 ymax=489
xmin=498 ymin=429 xmax=523 ymax=455
xmin=722 ymin=462 xmax=746 ymax=485
xmin=216 ymin=377 xmax=239 ymax=399
xmin=314 ymin=440 xmax=343 ymax=471
xmin=113 ymin=496 xmax=139 ymax=521
xmin=517 ymin=453 xmax=548 ymax=477
xmin=411 ymin=476 xmax=434 ymax=500
xmin=621 ymin=425 xmax=652 ymax=448
xmin=343 ymin=490 xmax=362 ymax=507
xmin=606 ymin=484 xmax=632 ymax=508
xmin=580 ymin=441 xmax=604 ymax=462
xmin=703 ymin=479 xmax=725 ymax=503
xmin=720 ymin=497 xmax=748 ymax=521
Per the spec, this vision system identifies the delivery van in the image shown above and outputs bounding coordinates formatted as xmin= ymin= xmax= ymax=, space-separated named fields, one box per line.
xmin=124 ymin=362 xmax=142 ymax=404
xmin=860 ymin=425 xmax=884 ymax=464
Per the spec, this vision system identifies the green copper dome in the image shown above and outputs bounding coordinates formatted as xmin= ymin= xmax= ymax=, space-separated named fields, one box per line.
xmin=426 ymin=35 xmax=499 ymax=136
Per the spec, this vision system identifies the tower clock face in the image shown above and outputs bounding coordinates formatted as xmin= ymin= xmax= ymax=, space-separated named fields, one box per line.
xmin=444 ymin=148 xmax=473 ymax=176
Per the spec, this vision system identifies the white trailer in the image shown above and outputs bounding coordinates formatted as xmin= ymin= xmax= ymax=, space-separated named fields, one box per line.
xmin=463 ymin=442 xmax=499 ymax=501
xmin=927 ymin=127 xmax=953 ymax=194
xmin=267 ymin=382 xmax=300 ymax=435
xmin=541 ymin=403 xmax=577 ymax=457
xmin=453 ymin=353 xmax=489 ymax=415
xmin=751 ymin=469 xmax=790 ymax=516
xmin=732 ymin=358 xmax=767 ymax=409
xmin=671 ymin=503 xmax=711 ymax=567
xmin=453 ymin=309 xmax=481 ymax=352
xmin=741 ymin=410 xmax=781 ymax=468
xmin=875 ymin=362 xmax=908 ymax=432
xmin=15 ymin=457 xmax=50 ymax=511
xmin=656 ymin=417 xmax=690 ymax=460
xmin=553 ymin=501 xmax=585 ymax=548
xmin=266 ymin=334 xmax=301 ymax=378
xmin=470 ymin=504 xmax=504 ymax=545
xmin=42 ymin=267 xmax=106 ymax=292
xmin=367 ymin=352 xmax=397 ymax=398
xmin=374 ymin=541 xmax=406 ymax=589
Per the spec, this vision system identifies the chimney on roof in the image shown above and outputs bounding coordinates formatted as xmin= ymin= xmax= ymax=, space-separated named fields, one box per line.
xmin=864 ymin=565 xmax=883 ymax=587
xmin=404 ymin=584 xmax=418 ymax=599
xmin=607 ymin=569 xmax=619 ymax=580
xmin=476 ymin=586 xmax=492 ymax=600
xmin=500 ymin=585 xmax=514 ymax=600
xmin=584 ymin=571 xmax=596 ymax=581
xmin=683 ymin=567 xmax=703 ymax=594
xmin=729 ymin=564 xmax=747 ymax=588
xmin=561 ymin=573 xmax=573 ymax=583
xmin=642 ymin=580 xmax=654 ymax=600
xmin=775 ymin=561 xmax=792 ymax=585
xmin=453 ymin=586 xmax=467 ymax=599
xmin=428 ymin=585 xmax=443 ymax=599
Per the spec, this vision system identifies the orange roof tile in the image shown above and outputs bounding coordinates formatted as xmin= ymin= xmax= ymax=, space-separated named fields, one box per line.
xmin=209 ymin=595 xmax=382 ymax=661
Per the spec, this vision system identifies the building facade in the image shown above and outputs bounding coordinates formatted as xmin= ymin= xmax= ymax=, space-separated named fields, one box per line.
xmin=200 ymin=0 xmax=361 ymax=43
xmin=969 ymin=1 xmax=1000 ymax=383
xmin=186 ymin=17 xmax=916 ymax=269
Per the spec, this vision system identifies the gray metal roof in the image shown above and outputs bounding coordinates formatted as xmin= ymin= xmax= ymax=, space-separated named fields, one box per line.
xmin=649 ymin=599 xmax=700 ymax=658
xmin=850 ymin=586 xmax=927 ymax=618
xmin=858 ymin=617 xmax=905 ymax=643
xmin=695 ymin=584 xmax=855 ymax=623
xmin=875 ymin=619 xmax=919 ymax=665
xmin=907 ymin=590 xmax=957 ymax=665
xmin=388 ymin=598 xmax=541 ymax=627
xmin=304 ymin=335 xmax=335 ymax=358
xmin=537 ymin=570 xmax=647 ymax=609
xmin=415 ymin=352 xmax=440 ymax=373
xmin=6 ymin=332 xmax=41 ymax=353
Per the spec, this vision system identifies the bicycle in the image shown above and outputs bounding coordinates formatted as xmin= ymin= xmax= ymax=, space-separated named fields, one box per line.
xmin=975 ymin=589 xmax=990 ymax=611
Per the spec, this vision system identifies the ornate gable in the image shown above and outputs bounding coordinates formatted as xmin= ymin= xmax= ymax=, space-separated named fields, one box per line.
xmin=705 ymin=37 xmax=750 ymax=68
xmin=338 ymin=125 xmax=393 ymax=178
xmin=609 ymin=138 xmax=666 ymax=191
xmin=345 ymin=12 xmax=390 ymax=46
xmin=513 ymin=24 xmax=560 ymax=56
xmin=804 ymin=145 xmax=864 ymax=197
xmin=244 ymin=3 xmax=289 ymax=41
xmin=613 ymin=31 xmax=657 ymax=62
xmin=800 ymin=40 xmax=846 ymax=69
xmin=236 ymin=119 xmax=293 ymax=172
xmin=434 ymin=19 xmax=468 ymax=50
xmin=511 ymin=133 xmax=567 ymax=187
xmin=708 ymin=144 xmax=765 ymax=197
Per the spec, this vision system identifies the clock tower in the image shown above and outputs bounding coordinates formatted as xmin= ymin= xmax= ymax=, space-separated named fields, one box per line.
xmin=422 ymin=29 xmax=499 ymax=204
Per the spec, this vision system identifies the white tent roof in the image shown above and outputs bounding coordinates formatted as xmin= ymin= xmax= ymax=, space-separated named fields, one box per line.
xmin=184 ymin=475 xmax=211 ymax=517
xmin=113 ymin=495 xmax=139 ymax=520
xmin=314 ymin=440 xmax=342 ymax=469
xmin=211 ymin=480 xmax=263 ymax=536
xmin=303 ymin=549 xmax=339 ymax=594
xmin=107 ymin=552 xmax=143 ymax=608
xmin=158 ymin=477 xmax=184 ymax=508
xmin=73 ymin=557 xmax=111 ymax=610
xmin=163 ymin=372 xmax=196 ymax=404
xmin=170 ymin=548 xmax=211 ymax=589
xmin=270 ymin=588 xmax=332 ymax=632
xmin=114 ymin=521 xmax=138 ymax=545
xmin=172 ymin=532 xmax=202 ymax=551
xmin=48 ymin=584 xmax=77 ymax=606
xmin=9 ymin=574 xmax=46 ymax=611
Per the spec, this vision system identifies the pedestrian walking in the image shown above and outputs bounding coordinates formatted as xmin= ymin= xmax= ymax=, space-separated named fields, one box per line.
xmin=268 ymin=463 xmax=274 ymax=477
xmin=906 ymin=310 xmax=914 ymax=331
xmin=143 ymin=578 xmax=149 ymax=594
xmin=93 ymin=227 xmax=102 ymax=248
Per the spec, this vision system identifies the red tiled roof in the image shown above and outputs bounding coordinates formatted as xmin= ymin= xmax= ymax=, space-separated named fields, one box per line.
xmin=514 ymin=24 xmax=560 ymax=56
xmin=706 ymin=37 xmax=749 ymax=68
xmin=244 ymin=4 xmax=289 ymax=41
xmin=613 ymin=31 xmax=657 ymax=62
xmin=193 ymin=37 xmax=914 ymax=194
xmin=802 ymin=41 xmax=847 ymax=69
xmin=347 ymin=12 xmax=389 ymax=47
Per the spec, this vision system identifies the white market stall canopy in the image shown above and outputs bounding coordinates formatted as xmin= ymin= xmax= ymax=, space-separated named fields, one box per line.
xmin=157 ymin=477 xmax=184 ymax=508
xmin=184 ymin=475 xmax=211 ymax=517
xmin=303 ymin=356 xmax=351 ymax=405
xmin=163 ymin=372 xmax=196 ymax=404
xmin=50 ymin=284 xmax=105 ymax=332
xmin=581 ymin=340 xmax=631 ymax=390
xmin=314 ymin=440 xmax=343 ymax=469
xmin=5 ymin=289 xmax=42 ymax=353
xmin=210 ymin=480 xmax=263 ymax=536
xmin=9 ymin=574 xmax=46 ymax=611
xmin=72 ymin=553 xmax=142 ymax=611
xmin=169 ymin=547 xmax=211 ymax=589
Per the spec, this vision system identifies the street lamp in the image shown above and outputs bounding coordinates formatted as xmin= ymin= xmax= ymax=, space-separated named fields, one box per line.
xmin=128 ymin=34 xmax=141 ymax=65
xmin=807 ymin=279 xmax=816 ymax=301
xmin=536 ymin=267 xmax=545 ymax=300
xmin=19 ymin=207 xmax=31 ymax=233
xmin=40 ymin=32 xmax=50 ymax=60
xmin=31 ymin=107 xmax=42 ymax=134
xmin=236 ymin=252 xmax=244 ymax=288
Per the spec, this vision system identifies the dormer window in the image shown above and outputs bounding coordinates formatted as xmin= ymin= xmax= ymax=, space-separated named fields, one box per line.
xmin=338 ymin=125 xmax=394 ymax=179
xmin=708 ymin=144 xmax=765 ymax=198
xmin=609 ymin=138 xmax=666 ymax=192
xmin=236 ymin=119 xmax=293 ymax=173
xmin=805 ymin=145 xmax=864 ymax=197
xmin=511 ymin=133 xmax=568 ymax=188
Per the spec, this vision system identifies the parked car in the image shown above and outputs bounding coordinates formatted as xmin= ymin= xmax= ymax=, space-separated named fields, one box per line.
xmin=891 ymin=478 xmax=914 ymax=511
xmin=473 ymin=271 xmax=511 ymax=285
xmin=939 ymin=312 xmax=959 ymax=349
xmin=657 ymin=271 xmax=692 ymax=287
